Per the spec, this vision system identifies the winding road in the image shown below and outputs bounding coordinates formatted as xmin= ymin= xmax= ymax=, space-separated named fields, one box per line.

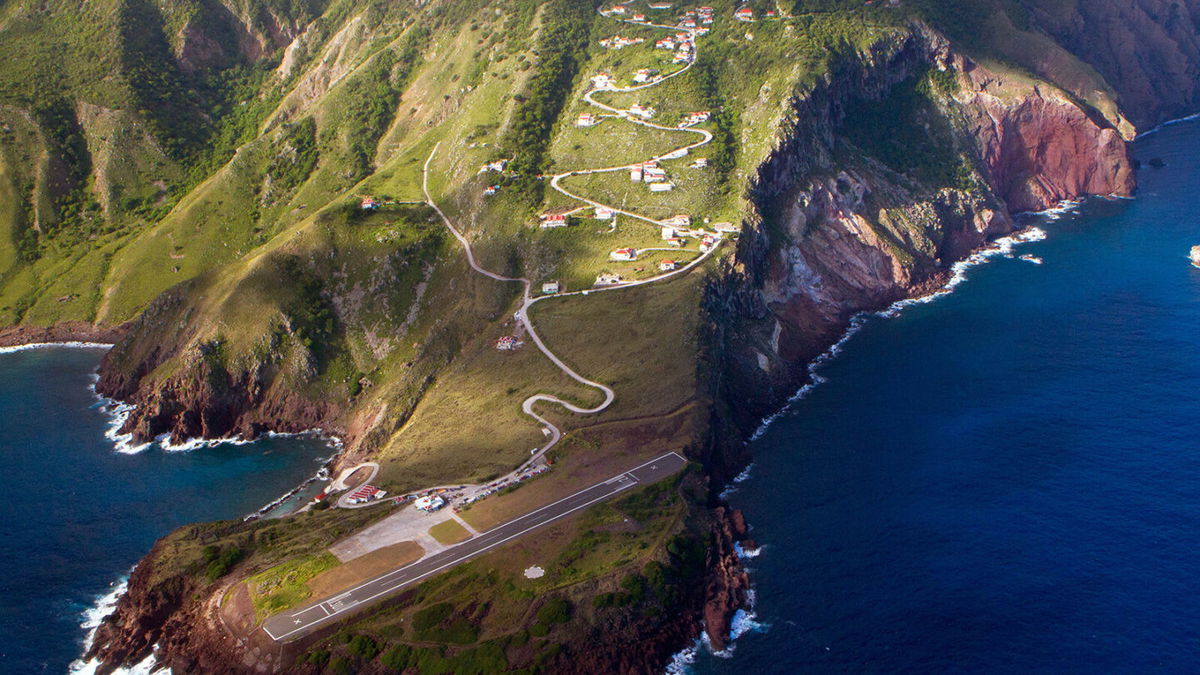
xmin=340 ymin=4 xmax=721 ymax=506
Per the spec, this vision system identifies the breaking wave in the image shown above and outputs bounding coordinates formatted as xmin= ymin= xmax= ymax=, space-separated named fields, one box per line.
xmin=718 ymin=463 xmax=754 ymax=499
xmin=0 ymin=341 xmax=112 ymax=354
xmin=67 ymin=574 xmax=168 ymax=675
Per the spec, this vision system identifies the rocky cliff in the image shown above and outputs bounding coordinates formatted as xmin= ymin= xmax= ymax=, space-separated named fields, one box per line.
xmin=1026 ymin=0 xmax=1200 ymax=130
xmin=708 ymin=24 xmax=1137 ymax=432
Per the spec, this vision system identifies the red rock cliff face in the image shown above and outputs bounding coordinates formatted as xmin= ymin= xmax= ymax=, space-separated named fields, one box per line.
xmin=709 ymin=27 xmax=1138 ymax=432
xmin=957 ymin=59 xmax=1135 ymax=213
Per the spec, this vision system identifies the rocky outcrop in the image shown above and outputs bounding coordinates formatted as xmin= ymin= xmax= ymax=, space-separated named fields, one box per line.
xmin=95 ymin=285 xmax=344 ymax=446
xmin=703 ymin=507 xmax=754 ymax=652
xmin=86 ymin=546 xmax=190 ymax=671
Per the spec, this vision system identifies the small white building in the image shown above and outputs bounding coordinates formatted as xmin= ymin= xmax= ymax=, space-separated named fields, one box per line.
xmin=643 ymin=167 xmax=668 ymax=182
xmin=664 ymin=214 xmax=692 ymax=228
xmin=595 ymin=206 xmax=614 ymax=219
xmin=542 ymin=281 xmax=561 ymax=294
xmin=630 ymin=166 xmax=643 ymax=182
xmin=629 ymin=104 xmax=656 ymax=118
xmin=610 ymin=248 xmax=637 ymax=261
xmin=666 ymin=237 xmax=685 ymax=248
xmin=659 ymin=260 xmax=677 ymax=271
xmin=595 ymin=272 xmax=622 ymax=286
xmin=649 ymin=182 xmax=675 ymax=192
xmin=539 ymin=212 xmax=569 ymax=228
xmin=713 ymin=222 xmax=740 ymax=233
xmin=661 ymin=226 xmax=677 ymax=240
xmin=576 ymin=112 xmax=599 ymax=127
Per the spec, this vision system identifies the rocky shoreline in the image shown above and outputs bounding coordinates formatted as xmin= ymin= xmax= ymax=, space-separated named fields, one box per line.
xmin=0 ymin=321 xmax=129 ymax=349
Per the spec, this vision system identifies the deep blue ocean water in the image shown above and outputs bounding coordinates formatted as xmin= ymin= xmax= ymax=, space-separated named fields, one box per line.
xmin=693 ymin=120 xmax=1200 ymax=672
xmin=0 ymin=347 xmax=331 ymax=673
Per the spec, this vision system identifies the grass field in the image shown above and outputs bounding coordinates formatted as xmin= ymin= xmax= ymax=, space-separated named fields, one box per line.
xmin=248 ymin=552 xmax=341 ymax=621
xmin=429 ymin=519 xmax=473 ymax=545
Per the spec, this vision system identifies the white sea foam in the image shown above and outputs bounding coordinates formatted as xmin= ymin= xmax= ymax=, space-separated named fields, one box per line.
xmin=664 ymin=638 xmax=702 ymax=674
xmin=1137 ymin=111 xmax=1200 ymax=139
xmin=750 ymin=225 xmax=1050 ymax=440
xmin=70 ymin=650 xmax=164 ymax=675
xmin=718 ymin=463 xmax=754 ymax=498
xmin=735 ymin=541 xmax=763 ymax=559
xmin=67 ymin=575 xmax=171 ymax=675
xmin=0 ymin=341 xmax=112 ymax=355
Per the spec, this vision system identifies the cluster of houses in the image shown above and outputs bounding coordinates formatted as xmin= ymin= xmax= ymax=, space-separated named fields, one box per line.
xmin=678 ymin=111 xmax=711 ymax=128
xmin=734 ymin=5 xmax=778 ymax=21
xmin=479 ymin=159 xmax=508 ymax=174
xmin=495 ymin=335 xmax=523 ymax=351
xmin=631 ymin=160 xmax=673 ymax=192
xmin=653 ymin=32 xmax=696 ymax=63
xmin=599 ymin=34 xmax=645 ymax=49
xmin=675 ymin=6 xmax=715 ymax=31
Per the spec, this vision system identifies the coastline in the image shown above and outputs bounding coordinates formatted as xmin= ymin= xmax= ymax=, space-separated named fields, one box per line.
xmin=670 ymin=218 xmax=1058 ymax=666
xmin=0 ymin=322 xmax=128 ymax=350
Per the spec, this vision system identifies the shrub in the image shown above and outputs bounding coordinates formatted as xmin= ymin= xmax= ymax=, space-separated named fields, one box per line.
xmin=345 ymin=634 xmax=380 ymax=660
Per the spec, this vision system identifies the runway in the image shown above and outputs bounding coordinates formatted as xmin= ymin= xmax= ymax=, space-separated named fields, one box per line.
xmin=262 ymin=451 xmax=689 ymax=641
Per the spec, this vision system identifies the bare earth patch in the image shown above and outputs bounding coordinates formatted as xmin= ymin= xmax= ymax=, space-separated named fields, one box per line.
xmin=307 ymin=541 xmax=425 ymax=600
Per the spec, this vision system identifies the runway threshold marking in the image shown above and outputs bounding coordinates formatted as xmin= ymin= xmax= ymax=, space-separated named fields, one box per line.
xmin=262 ymin=451 xmax=687 ymax=641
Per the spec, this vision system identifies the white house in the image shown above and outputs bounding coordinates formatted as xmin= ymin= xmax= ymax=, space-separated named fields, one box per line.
xmin=643 ymin=166 xmax=668 ymax=182
xmin=542 ymin=281 xmax=561 ymax=294
xmin=539 ymin=212 xmax=569 ymax=228
xmin=610 ymin=248 xmax=637 ymax=261
xmin=664 ymin=214 xmax=691 ymax=227
xmin=629 ymin=104 xmax=656 ymax=118
xmin=661 ymin=226 xmax=677 ymax=240
xmin=659 ymin=260 xmax=677 ymax=271
xmin=649 ymin=182 xmax=675 ymax=192
xmin=595 ymin=206 xmax=614 ymax=219
xmin=576 ymin=112 xmax=599 ymax=127
xmin=595 ymin=273 xmax=622 ymax=286
xmin=630 ymin=166 xmax=643 ymax=182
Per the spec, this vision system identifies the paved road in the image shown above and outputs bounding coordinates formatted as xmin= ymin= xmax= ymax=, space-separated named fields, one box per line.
xmin=262 ymin=451 xmax=689 ymax=641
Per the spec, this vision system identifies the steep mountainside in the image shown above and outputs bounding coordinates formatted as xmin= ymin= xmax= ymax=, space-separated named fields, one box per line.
xmin=2 ymin=0 xmax=1197 ymax=672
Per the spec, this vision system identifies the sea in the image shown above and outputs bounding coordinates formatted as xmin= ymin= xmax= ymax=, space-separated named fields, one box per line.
xmin=0 ymin=346 xmax=333 ymax=673
xmin=685 ymin=119 xmax=1200 ymax=672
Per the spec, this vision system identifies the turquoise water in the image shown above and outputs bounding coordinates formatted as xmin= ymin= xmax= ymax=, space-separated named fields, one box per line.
xmin=0 ymin=347 xmax=331 ymax=673
xmin=692 ymin=120 xmax=1200 ymax=672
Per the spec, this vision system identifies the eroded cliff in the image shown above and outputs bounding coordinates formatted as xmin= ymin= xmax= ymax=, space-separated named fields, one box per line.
xmin=709 ymin=25 xmax=1137 ymax=432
